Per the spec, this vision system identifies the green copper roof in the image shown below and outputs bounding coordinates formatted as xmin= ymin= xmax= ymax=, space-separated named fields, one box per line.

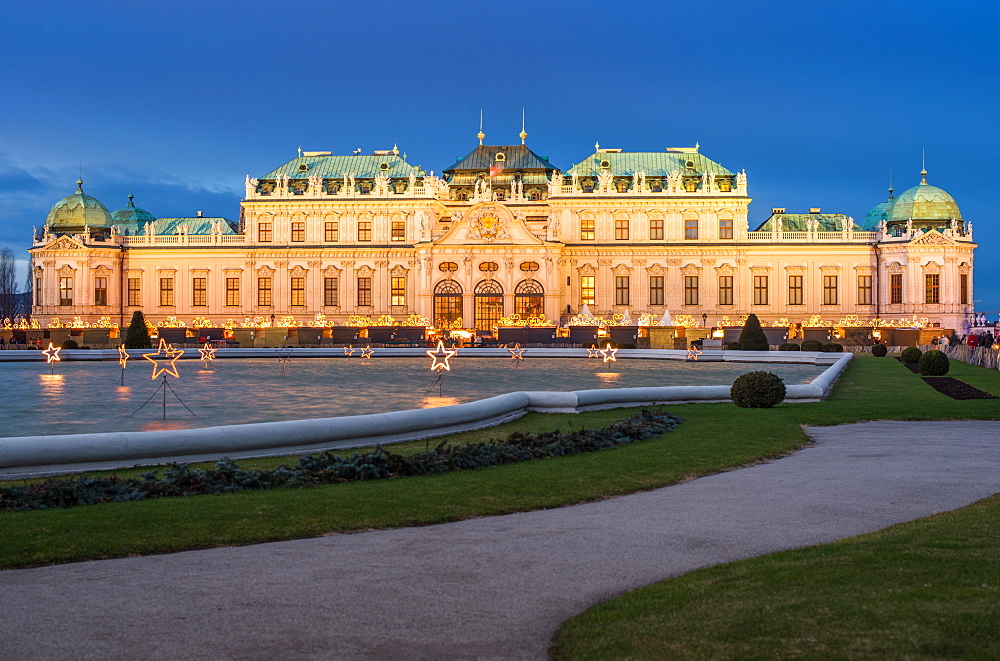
xmin=862 ymin=191 xmax=894 ymax=230
xmin=261 ymin=154 xmax=422 ymax=180
xmin=755 ymin=212 xmax=860 ymax=232
xmin=566 ymin=150 xmax=734 ymax=177
xmin=45 ymin=181 xmax=113 ymax=229
xmin=889 ymin=174 xmax=961 ymax=222
xmin=444 ymin=144 xmax=557 ymax=174
xmin=114 ymin=217 xmax=237 ymax=236
xmin=111 ymin=195 xmax=156 ymax=225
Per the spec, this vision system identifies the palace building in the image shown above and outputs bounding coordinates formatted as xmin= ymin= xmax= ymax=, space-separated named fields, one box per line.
xmin=28 ymin=131 xmax=976 ymax=335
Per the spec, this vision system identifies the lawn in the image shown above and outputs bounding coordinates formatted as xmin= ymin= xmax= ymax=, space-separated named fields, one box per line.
xmin=550 ymin=494 xmax=1000 ymax=660
xmin=1 ymin=354 xmax=998 ymax=570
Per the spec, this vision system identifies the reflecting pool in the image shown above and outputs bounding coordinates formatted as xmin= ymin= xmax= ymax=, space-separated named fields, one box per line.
xmin=0 ymin=357 xmax=823 ymax=438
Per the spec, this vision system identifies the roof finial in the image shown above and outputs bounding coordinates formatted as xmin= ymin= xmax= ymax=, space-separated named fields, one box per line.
xmin=694 ymin=141 xmax=700 ymax=151
xmin=129 ymin=174 xmax=135 ymax=207
xmin=477 ymin=109 xmax=485 ymax=145
xmin=888 ymin=167 xmax=894 ymax=200
xmin=595 ymin=141 xmax=600 ymax=151
xmin=519 ymin=108 xmax=527 ymax=145
xmin=298 ymin=146 xmax=303 ymax=158
xmin=77 ymin=159 xmax=83 ymax=192
xmin=921 ymin=147 xmax=927 ymax=184
xmin=392 ymin=143 xmax=399 ymax=156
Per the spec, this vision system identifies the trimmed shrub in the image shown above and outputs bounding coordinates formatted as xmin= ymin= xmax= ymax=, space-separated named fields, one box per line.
xmin=871 ymin=344 xmax=888 ymax=357
xmin=900 ymin=346 xmax=922 ymax=364
xmin=60 ymin=339 xmax=79 ymax=350
xmin=124 ymin=310 xmax=152 ymax=349
xmin=778 ymin=343 xmax=801 ymax=351
xmin=730 ymin=371 xmax=786 ymax=408
xmin=616 ymin=342 xmax=636 ymax=349
xmin=726 ymin=341 xmax=742 ymax=350
xmin=822 ymin=343 xmax=844 ymax=353
xmin=917 ymin=349 xmax=950 ymax=376
xmin=800 ymin=339 xmax=824 ymax=352
xmin=737 ymin=313 xmax=769 ymax=351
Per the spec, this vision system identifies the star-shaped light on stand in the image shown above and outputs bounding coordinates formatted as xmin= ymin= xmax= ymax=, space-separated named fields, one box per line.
xmin=427 ymin=339 xmax=458 ymax=372
xmin=686 ymin=344 xmax=702 ymax=361
xmin=144 ymin=338 xmax=184 ymax=379
xmin=360 ymin=346 xmax=374 ymax=359
xmin=117 ymin=344 xmax=129 ymax=369
xmin=198 ymin=342 xmax=217 ymax=362
xmin=600 ymin=343 xmax=618 ymax=363
xmin=508 ymin=343 xmax=526 ymax=363
xmin=343 ymin=345 xmax=356 ymax=357
xmin=586 ymin=346 xmax=601 ymax=359
xmin=42 ymin=342 xmax=61 ymax=364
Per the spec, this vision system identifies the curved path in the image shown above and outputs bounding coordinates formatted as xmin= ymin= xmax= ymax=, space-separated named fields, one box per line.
xmin=1 ymin=421 xmax=998 ymax=660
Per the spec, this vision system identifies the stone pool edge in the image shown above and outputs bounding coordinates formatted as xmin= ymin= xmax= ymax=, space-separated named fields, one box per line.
xmin=0 ymin=351 xmax=851 ymax=478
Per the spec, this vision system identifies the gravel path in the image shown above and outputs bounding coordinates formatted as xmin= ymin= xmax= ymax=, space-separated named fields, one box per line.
xmin=1 ymin=421 xmax=997 ymax=660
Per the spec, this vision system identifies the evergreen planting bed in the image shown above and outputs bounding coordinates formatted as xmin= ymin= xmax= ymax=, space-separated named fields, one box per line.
xmin=921 ymin=377 xmax=999 ymax=400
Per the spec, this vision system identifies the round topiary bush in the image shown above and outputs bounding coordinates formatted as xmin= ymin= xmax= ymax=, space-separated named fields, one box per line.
xmin=800 ymin=339 xmax=824 ymax=352
xmin=60 ymin=339 xmax=79 ymax=350
xmin=917 ymin=349 xmax=950 ymax=376
xmin=726 ymin=341 xmax=742 ymax=350
xmin=778 ymin=343 xmax=801 ymax=351
xmin=900 ymin=347 xmax=922 ymax=364
xmin=871 ymin=344 xmax=888 ymax=357
xmin=731 ymin=371 xmax=786 ymax=408
xmin=822 ymin=343 xmax=844 ymax=353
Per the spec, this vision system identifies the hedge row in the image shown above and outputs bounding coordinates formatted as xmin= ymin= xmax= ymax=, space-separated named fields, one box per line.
xmin=0 ymin=409 xmax=683 ymax=513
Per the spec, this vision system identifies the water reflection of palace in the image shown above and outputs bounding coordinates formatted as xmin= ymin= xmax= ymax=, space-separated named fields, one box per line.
xmin=29 ymin=131 xmax=975 ymax=332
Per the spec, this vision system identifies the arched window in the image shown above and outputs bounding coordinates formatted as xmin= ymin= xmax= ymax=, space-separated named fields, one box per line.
xmin=474 ymin=279 xmax=504 ymax=331
xmin=514 ymin=279 xmax=544 ymax=318
xmin=434 ymin=280 xmax=463 ymax=328
xmin=581 ymin=179 xmax=595 ymax=193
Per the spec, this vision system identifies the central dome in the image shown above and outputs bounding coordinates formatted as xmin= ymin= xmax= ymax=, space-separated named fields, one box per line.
xmin=46 ymin=180 xmax=113 ymax=231
xmin=890 ymin=172 xmax=961 ymax=222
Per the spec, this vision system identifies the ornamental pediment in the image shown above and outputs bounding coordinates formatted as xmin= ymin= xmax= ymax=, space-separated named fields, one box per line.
xmin=40 ymin=235 xmax=86 ymax=251
xmin=910 ymin=229 xmax=955 ymax=246
xmin=431 ymin=202 xmax=547 ymax=247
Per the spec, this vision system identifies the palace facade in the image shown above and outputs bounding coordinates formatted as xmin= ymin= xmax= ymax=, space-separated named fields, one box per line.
xmin=28 ymin=133 xmax=976 ymax=332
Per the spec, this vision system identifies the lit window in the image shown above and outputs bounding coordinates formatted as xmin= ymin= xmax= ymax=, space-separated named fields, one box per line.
xmin=257 ymin=277 xmax=272 ymax=307
xmin=580 ymin=218 xmax=595 ymax=241
xmin=226 ymin=277 xmax=240 ymax=306
xmin=258 ymin=222 xmax=272 ymax=242
xmin=290 ymin=277 xmax=305 ymax=307
xmin=324 ymin=221 xmax=338 ymax=242
xmin=519 ymin=261 xmax=539 ymax=272
xmin=357 ymin=277 xmax=372 ymax=306
xmin=581 ymin=276 xmax=595 ymax=306
xmin=357 ymin=221 xmax=372 ymax=242
xmin=391 ymin=221 xmax=405 ymax=241
xmin=439 ymin=261 xmax=458 ymax=273
xmin=391 ymin=276 xmax=406 ymax=306
xmin=925 ymin=274 xmax=940 ymax=304
xmin=291 ymin=222 xmax=305 ymax=242
xmin=479 ymin=261 xmax=499 ymax=273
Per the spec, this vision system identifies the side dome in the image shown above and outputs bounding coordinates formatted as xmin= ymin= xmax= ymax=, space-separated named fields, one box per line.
xmin=890 ymin=171 xmax=962 ymax=222
xmin=111 ymin=194 xmax=157 ymax=228
xmin=45 ymin=180 xmax=113 ymax=231
xmin=862 ymin=188 xmax=894 ymax=230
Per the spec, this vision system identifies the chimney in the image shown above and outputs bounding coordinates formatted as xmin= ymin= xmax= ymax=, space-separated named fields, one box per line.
xmin=771 ymin=208 xmax=785 ymax=214
xmin=809 ymin=208 xmax=821 ymax=214
xmin=197 ymin=211 xmax=203 ymax=217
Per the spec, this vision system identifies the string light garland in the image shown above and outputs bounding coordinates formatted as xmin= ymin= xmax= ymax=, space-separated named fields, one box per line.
xmin=143 ymin=338 xmax=184 ymax=379
xmin=427 ymin=339 xmax=458 ymax=372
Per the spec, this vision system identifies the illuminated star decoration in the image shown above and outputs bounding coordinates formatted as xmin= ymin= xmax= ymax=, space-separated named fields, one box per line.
xmin=42 ymin=342 xmax=61 ymax=363
xmin=600 ymin=343 xmax=618 ymax=363
xmin=360 ymin=346 xmax=374 ymax=359
xmin=198 ymin=342 xmax=217 ymax=362
xmin=687 ymin=344 xmax=703 ymax=361
xmin=143 ymin=338 xmax=184 ymax=379
xmin=117 ymin=344 xmax=129 ymax=369
xmin=343 ymin=345 xmax=356 ymax=357
xmin=586 ymin=346 xmax=601 ymax=359
xmin=508 ymin=343 xmax=526 ymax=363
xmin=427 ymin=339 xmax=458 ymax=372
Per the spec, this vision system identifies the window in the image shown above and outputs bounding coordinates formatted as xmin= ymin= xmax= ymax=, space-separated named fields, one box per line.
xmin=514 ymin=279 xmax=544 ymax=317
xmin=615 ymin=276 xmax=630 ymax=306
xmin=474 ymin=280 xmax=503 ymax=331
xmin=128 ymin=278 xmax=141 ymax=307
xmin=324 ymin=221 xmax=338 ymax=242
xmin=858 ymin=275 xmax=872 ymax=306
xmin=391 ymin=221 xmax=406 ymax=242
xmin=753 ymin=275 xmax=769 ymax=306
xmin=961 ymin=273 xmax=969 ymax=305
xmin=719 ymin=217 xmax=734 ymax=239
xmin=323 ymin=277 xmax=339 ymax=306
xmin=439 ymin=261 xmax=458 ymax=273
xmin=192 ymin=277 xmax=207 ymax=307
xmin=391 ymin=276 xmax=406 ymax=306
xmin=257 ymin=277 xmax=272 ymax=307
xmin=925 ymin=274 xmax=940 ymax=304
xmin=890 ymin=273 xmax=903 ymax=304
xmin=614 ymin=218 xmax=629 ymax=240
xmin=159 ymin=277 xmax=174 ymax=307
xmin=479 ymin=261 xmax=499 ymax=274
xmin=649 ymin=218 xmax=664 ymax=240
xmin=258 ymin=222 xmax=272 ymax=242
xmin=94 ymin=277 xmax=108 ymax=306
xmin=290 ymin=277 xmax=305 ymax=307
xmin=788 ymin=275 xmax=804 ymax=305
xmin=823 ymin=275 xmax=838 ymax=305
xmin=35 ymin=277 xmax=42 ymax=306
xmin=291 ymin=222 xmax=305 ymax=242
xmin=59 ymin=276 xmax=73 ymax=306
xmin=434 ymin=280 xmax=463 ymax=327
xmin=519 ymin=261 xmax=539 ymax=272
xmin=357 ymin=277 xmax=372 ymax=306
xmin=581 ymin=276 xmax=595 ymax=306
xmin=226 ymin=277 xmax=240 ymax=306
xmin=718 ymin=276 xmax=734 ymax=306
xmin=684 ymin=217 xmax=698 ymax=240
xmin=357 ymin=220 xmax=372 ymax=242
xmin=580 ymin=218 xmax=595 ymax=241
xmin=649 ymin=276 xmax=664 ymax=306
xmin=684 ymin=276 xmax=699 ymax=305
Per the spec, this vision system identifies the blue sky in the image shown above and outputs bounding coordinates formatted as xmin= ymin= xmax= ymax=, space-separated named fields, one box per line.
xmin=2 ymin=0 xmax=997 ymax=309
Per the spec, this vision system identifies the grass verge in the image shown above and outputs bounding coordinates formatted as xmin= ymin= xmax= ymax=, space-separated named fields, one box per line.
xmin=1 ymin=355 xmax=998 ymax=570
xmin=550 ymin=494 xmax=1000 ymax=660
